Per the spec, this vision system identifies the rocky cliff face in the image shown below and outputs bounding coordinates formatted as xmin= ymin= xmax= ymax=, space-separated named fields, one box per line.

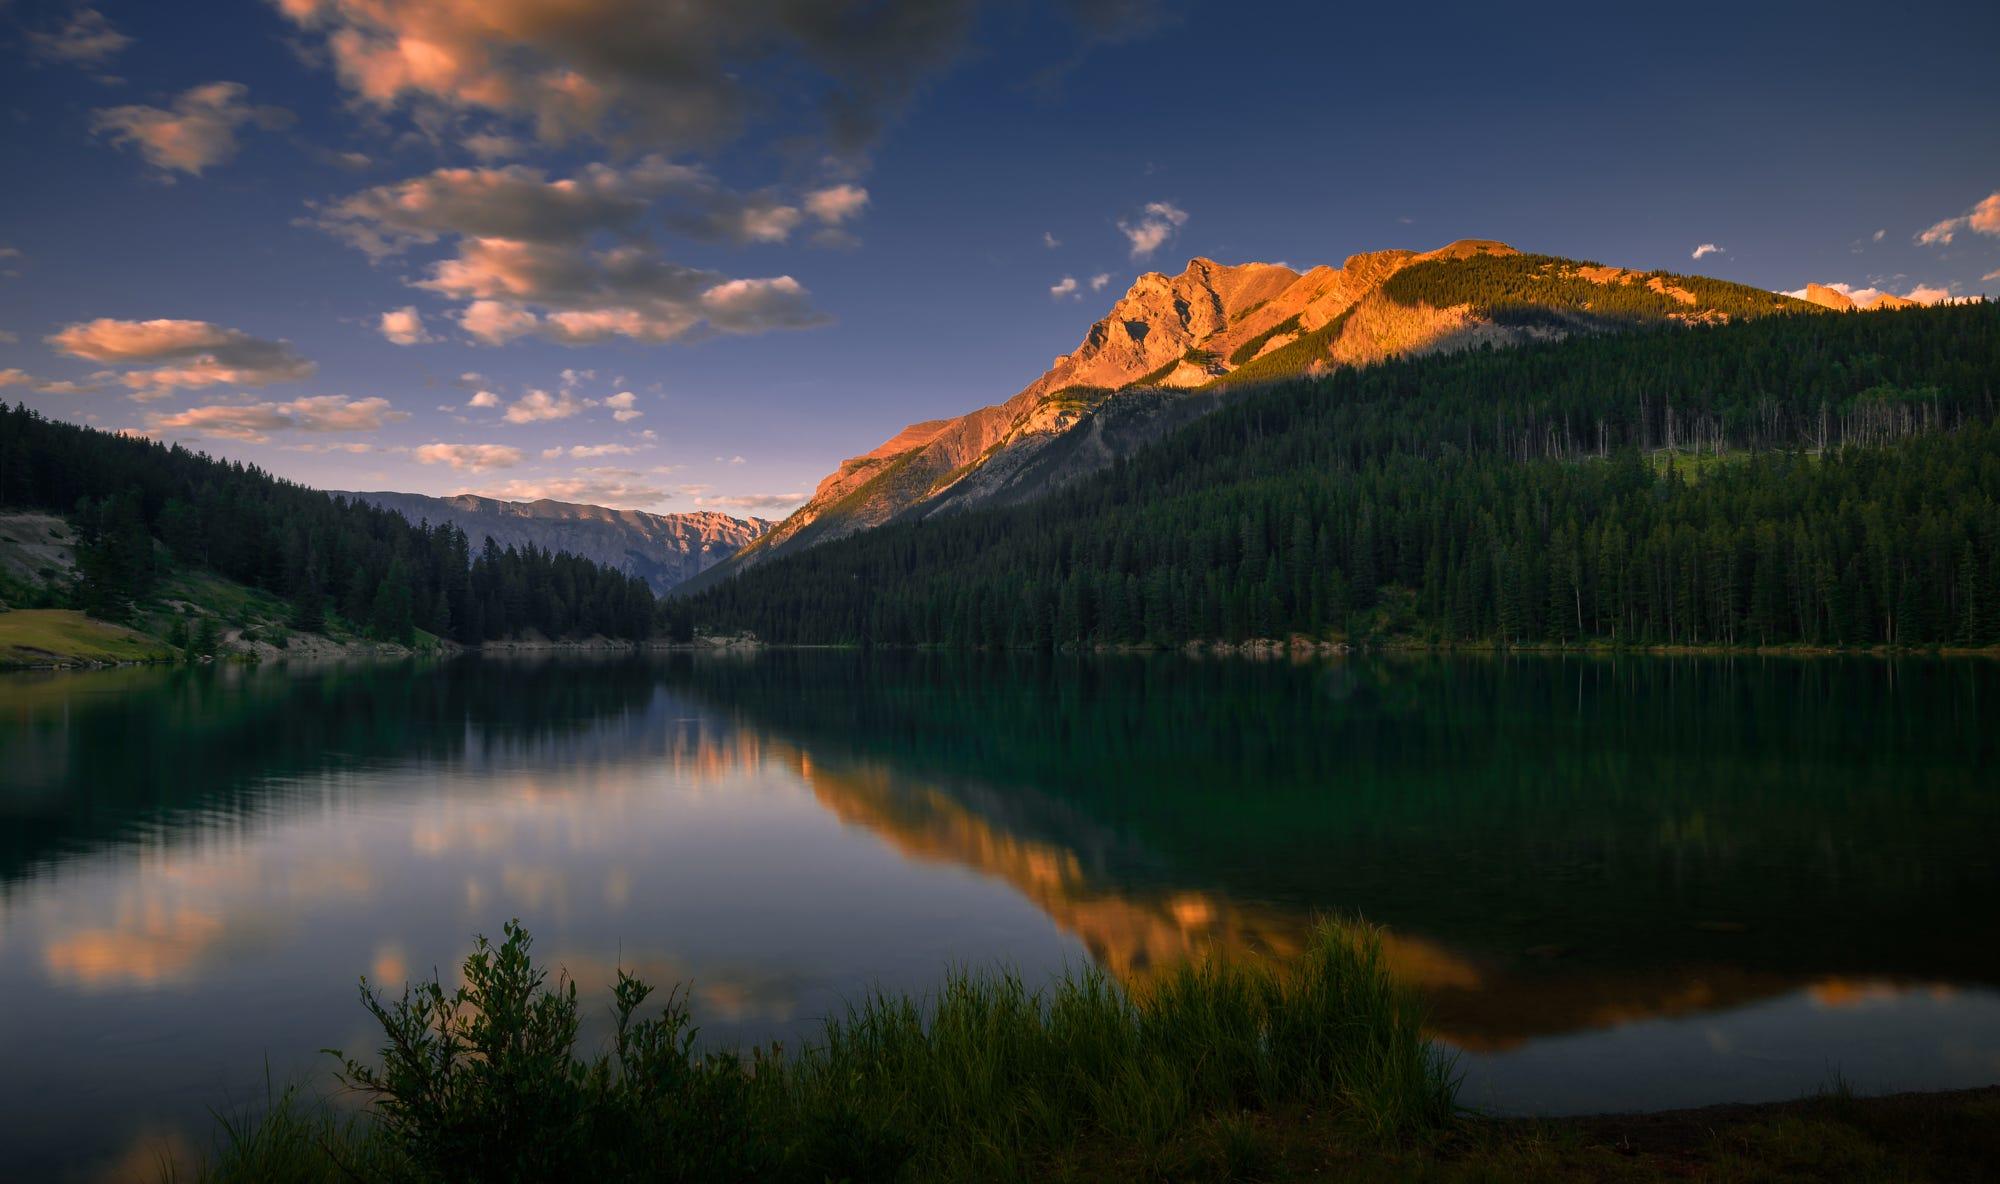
xmin=701 ymin=239 xmax=1808 ymax=585
xmin=339 ymin=491 xmax=769 ymax=594
xmin=1801 ymin=283 xmax=1921 ymax=312
xmin=1803 ymin=283 xmax=1858 ymax=312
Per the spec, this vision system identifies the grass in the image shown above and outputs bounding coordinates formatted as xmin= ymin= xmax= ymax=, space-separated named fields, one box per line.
xmin=186 ymin=918 xmax=1458 ymax=1183
xmin=0 ymin=608 xmax=171 ymax=666
xmin=173 ymin=919 xmax=2000 ymax=1182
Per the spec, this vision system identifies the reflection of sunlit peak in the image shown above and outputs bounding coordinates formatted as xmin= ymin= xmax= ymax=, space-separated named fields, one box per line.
xmin=1168 ymin=893 xmax=1216 ymax=929
xmin=1375 ymin=930 xmax=1484 ymax=992
xmin=1809 ymin=978 xmax=1906 ymax=1010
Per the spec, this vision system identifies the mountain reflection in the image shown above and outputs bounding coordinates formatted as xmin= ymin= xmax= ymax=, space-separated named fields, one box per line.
xmin=2 ymin=651 xmax=1996 ymax=1080
xmin=655 ymin=651 xmax=2000 ymax=1049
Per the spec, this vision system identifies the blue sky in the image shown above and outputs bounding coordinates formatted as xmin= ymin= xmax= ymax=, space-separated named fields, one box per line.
xmin=2 ymin=0 xmax=1997 ymax=517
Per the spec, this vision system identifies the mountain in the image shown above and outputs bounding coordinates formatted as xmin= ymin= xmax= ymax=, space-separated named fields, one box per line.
xmin=703 ymin=240 xmax=1812 ymax=584
xmin=680 ymin=300 xmax=2000 ymax=651
xmin=336 ymin=492 xmax=770 ymax=594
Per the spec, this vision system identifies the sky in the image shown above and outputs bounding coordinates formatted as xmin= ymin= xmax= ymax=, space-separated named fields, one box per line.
xmin=1 ymin=0 xmax=1997 ymax=519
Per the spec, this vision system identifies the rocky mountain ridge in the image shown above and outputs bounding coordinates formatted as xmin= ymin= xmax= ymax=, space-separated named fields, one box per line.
xmin=338 ymin=491 xmax=769 ymax=594
xmin=698 ymin=239 xmax=1811 ymax=587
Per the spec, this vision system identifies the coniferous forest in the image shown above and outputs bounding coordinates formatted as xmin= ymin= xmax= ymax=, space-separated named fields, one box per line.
xmin=0 ymin=406 xmax=655 ymax=643
xmin=680 ymin=303 xmax=2000 ymax=650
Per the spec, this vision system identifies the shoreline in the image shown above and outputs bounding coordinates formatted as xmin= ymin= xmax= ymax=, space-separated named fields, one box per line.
xmin=1174 ymin=1084 xmax=2000 ymax=1181
xmin=10 ymin=630 xmax=2000 ymax=672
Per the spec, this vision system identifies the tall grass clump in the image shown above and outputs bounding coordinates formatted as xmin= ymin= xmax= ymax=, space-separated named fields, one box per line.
xmin=196 ymin=918 xmax=1457 ymax=1183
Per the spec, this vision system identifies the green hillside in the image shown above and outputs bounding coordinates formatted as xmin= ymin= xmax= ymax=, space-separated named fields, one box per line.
xmin=1379 ymin=251 xmax=1813 ymax=324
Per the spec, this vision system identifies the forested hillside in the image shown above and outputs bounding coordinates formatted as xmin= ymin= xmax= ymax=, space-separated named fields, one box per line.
xmin=679 ymin=303 xmax=2000 ymax=650
xmin=0 ymin=407 xmax=654 ymax=643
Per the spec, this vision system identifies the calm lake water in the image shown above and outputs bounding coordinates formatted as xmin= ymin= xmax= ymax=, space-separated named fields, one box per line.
xmin=1 ymin=652 xmax=1997 ymax=1180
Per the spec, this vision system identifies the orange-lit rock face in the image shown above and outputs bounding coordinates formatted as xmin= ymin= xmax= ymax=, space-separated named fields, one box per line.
xmin=1804 ymin=282 xmax=1858 ymax=311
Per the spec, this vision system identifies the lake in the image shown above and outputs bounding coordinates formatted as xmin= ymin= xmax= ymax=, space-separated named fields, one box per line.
xmin=1 ymin=652 xmax=1996 ymax=1180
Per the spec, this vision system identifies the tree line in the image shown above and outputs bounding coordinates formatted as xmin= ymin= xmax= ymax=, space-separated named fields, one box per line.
xmin=0 ymin=406 xmax=655 ymax=644
xmin=681 ymin=303 xmax=2000 ymax=650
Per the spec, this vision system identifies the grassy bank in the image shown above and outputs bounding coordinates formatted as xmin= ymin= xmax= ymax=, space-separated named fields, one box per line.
xmin=0 ymin=608 xmax=170 ymax=666
xmin=188 ymin=919 xmax=1455 ymax=1182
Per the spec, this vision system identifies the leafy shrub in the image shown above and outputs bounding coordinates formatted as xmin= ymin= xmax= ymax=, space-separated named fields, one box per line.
xmin=335 ymin=921 xmax=764 ymax=1182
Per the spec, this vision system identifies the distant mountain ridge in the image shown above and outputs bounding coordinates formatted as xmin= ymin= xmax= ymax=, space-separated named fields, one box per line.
xmin=696 ymin=239 xmax=1812 ymax=588
xmin=337 ymin=491 xmax=770 ymax=594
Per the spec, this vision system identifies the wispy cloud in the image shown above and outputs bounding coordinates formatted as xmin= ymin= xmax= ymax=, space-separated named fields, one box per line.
xmin=378 ymin=306 xmax=435 ymax=345
xmin=147 ymin=396 xmax=405 ymax=443
xmin=1690 ymin=243 xmax=1724 ymax=260
xmin=502 ymin=388 xmax=589 ymax=424
xmin=48 ymin=317 xmax=314 ymax=395
xmin=1049 ymin=276 xmax=1079 ymax=299
xmin=1916 ymin=191 xmax=2000 ymax=246
xmin=604 ymin=391 xmax=642 ymax=422
xmin=1119 ymin=200 xmax=1188 ymax=260
xmin=687 ymin=489 xmax=805 ymax=512
xmin=481 ymin=468 xmax=670 ymax=508
xmin=414 ymin=442 xmax=525 ymax=472
xmin=540 ymin=443 xmax=639 ymax=459
xmin=27 ymin=6 xmax=131 ymax=68
xmin=92 ymin=82 xmax=291 ymax=177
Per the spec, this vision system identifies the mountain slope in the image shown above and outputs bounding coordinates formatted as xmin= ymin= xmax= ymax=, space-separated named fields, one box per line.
xmin=337 ymin=492 xmax=769 ymax=594
xmin=680 ymin=301 xmax=2000 ymax=650
xmin=704 ymin=240 xmax=1812 ymax=584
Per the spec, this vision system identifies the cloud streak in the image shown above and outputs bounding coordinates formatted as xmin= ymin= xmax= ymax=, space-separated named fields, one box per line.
xmin=146 ymin=395 xmax=405 ymax=442
xmin=48 ymin=317 xmax=315 ymax=395
xmin=1916 ymin=191 xmax=2000 ymax=246
xmin=689 ymin=490 xmax=805 ymax=512
xmin=480 ymin=467 xmax=669 ymax=507
xmin=414 ymin=442 xmax=525 ymax=471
